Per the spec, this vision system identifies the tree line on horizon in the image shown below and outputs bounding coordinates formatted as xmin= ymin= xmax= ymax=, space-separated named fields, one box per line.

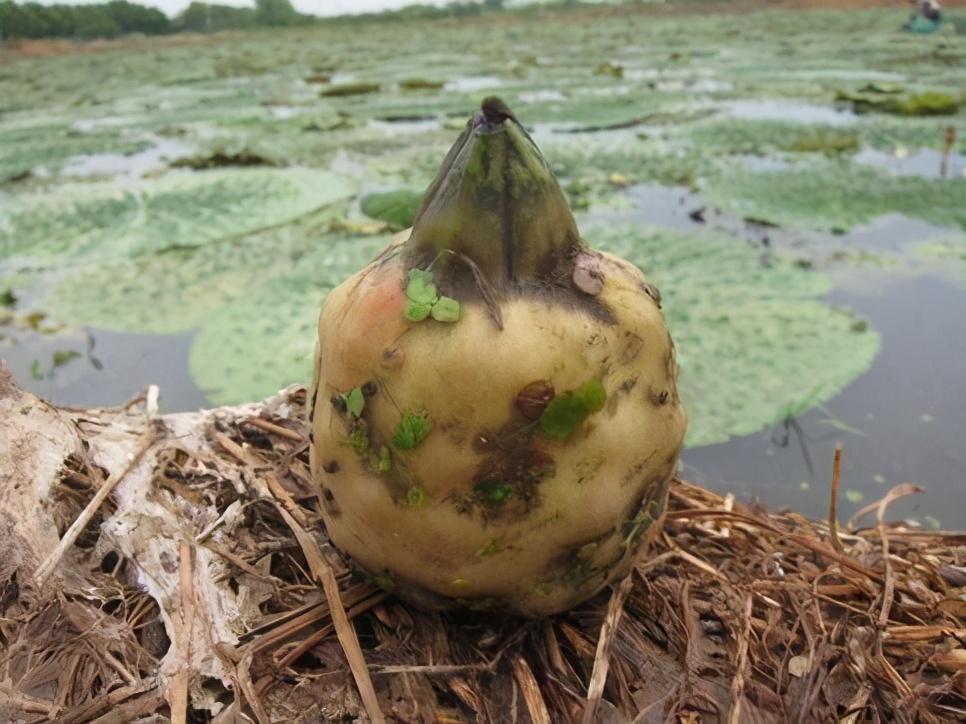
xmin=0 ymin=0 xmax=519 ymax=41
xmin=0 ymin=0 xmax=309 ymax=40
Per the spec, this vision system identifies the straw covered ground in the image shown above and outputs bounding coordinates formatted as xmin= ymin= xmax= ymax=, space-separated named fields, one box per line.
xmin=1 ymin=364 xmax=964 ymax=723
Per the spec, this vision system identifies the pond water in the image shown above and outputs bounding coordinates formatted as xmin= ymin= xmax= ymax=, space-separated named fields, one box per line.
xmin=853 ymin=147 xmax=966 ymax=179
xmin=685 ymin=273 xmax=966 ymax=528
xmin=61 ymin=136 xmax=196 ymax=179
xmin=720 ymin=99 xmax=858 ymax=126
xmin=2 ymin=3 xmax=965 ymax=528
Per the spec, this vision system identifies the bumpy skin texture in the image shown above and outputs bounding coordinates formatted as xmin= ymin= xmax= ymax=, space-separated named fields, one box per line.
xmin=309 ymin=100 xmax=686 ymax=617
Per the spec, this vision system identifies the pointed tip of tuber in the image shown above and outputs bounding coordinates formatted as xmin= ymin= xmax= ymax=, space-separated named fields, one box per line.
xmin=407 ymin=97 xmax=582 ymax=287
xmin=480 ymin=96 xmax=516 ymax=125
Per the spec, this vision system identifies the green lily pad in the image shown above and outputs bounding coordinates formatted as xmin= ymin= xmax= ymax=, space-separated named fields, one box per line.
xmin=1 ymin=168 xmax=355 ymax=261
xmin=188 ymin=235 xmax=387 ymax=403
xmin=916 ymin=235 xmax=966 ymax=283
xmin=320 ymin=83 xmax=381 ymax=97
xmin=702 ymin=158 xmax=966 ymax=232
xmin=361 ymin=189 xmax=424 ymax=230
xmin=836 ymin=90 xmax=959 ymax=117
xmin=45 ymin=225 xmax=310 ymax=333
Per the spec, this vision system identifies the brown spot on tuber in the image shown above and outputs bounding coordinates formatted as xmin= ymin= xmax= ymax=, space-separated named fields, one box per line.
xmin=323 ymin=460 xmax=340 ymax=474
xmin=572 ymin=253 xmax=604 ymax=296
xmin=382 ymin=346 xmax=404 ymax=371
xmin=514 ymin=380 xmax=555 ymax=420
xmin=642 ymin=282 xmax=662 ymax=307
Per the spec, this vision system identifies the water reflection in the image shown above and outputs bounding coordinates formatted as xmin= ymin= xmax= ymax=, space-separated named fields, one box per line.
xmin=684 ymin=273 xmax=966 ymax=528
xmin=1 ymin=324 xmax=210 ymax=413
xmin=62 ymin=135 xmax=195 ymax=179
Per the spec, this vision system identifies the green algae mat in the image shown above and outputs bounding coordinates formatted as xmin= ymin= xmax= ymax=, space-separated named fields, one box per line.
xmin=1 ymin=4 xmax=964 ymax=452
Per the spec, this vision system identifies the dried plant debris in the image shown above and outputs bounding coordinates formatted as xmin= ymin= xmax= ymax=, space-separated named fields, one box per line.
xmin=1 ymin=367 xmax=963 ymax=723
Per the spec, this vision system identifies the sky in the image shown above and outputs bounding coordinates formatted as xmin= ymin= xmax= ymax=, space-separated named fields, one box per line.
xmin=33 ymin=0 xmax=454 ymax=19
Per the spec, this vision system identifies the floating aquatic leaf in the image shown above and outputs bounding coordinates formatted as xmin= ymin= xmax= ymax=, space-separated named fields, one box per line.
xmin=845 ymin=489 xmax=865 ymax=504
xmin=46 ymin=222 xmax=365 ymax=334
xmin=836 ymin=90 xmax=959 ymax=117
xmin=187 ymin=235 xmax=387 ymax=403
xmin=916 ymin=236 xmax=966 ymax=285
xmin=786 ymin=130 xmax=860 ymax=155
xmin=1 ymin=168 xmax=356 ymax=261
xmin=51 ymin=350 xmax=81 ymax=369
xmin=360 ymin=189 xmax=424 ymax=230
xmin=320 ymin=82 xmax=381 ymax=97
xmin=702 ymin=158 xmax=966 ymax=232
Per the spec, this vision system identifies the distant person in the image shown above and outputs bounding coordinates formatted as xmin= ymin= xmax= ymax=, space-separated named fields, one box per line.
xmin=905 ymin=0 xmax=943 ymax=33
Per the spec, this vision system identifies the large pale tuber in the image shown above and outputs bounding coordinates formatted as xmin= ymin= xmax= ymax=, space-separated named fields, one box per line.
xmin=309 ymin=97 xmax=686 ymax=616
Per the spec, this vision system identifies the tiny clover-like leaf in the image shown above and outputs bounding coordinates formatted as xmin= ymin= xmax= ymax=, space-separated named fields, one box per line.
xmin=393 ymin=410 xmax=431 ymax=449
xmin=406 ymin=268 xmax=438 ymax=306
xmin=431 ymin=296 xmax=461 ymax=322
xmin=345 ymin=387 xmax=365 ymax=417
xmin=404 ymin=299 xmax=433 ymax=322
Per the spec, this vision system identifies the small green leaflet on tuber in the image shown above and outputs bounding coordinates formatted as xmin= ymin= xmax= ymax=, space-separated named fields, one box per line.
xmin=405 ymin=301 xmax=433 ymax=322
xmin=404 ymin=268 xmax=460 ymax=323
xmin=333 ymin=386 xmax=366 ymax=417
xmin=345 ymin=386 xmax=366 ymax=417
xmin=405 ymin=268 xmax=438 ymax=321
xmin=431 ymin=295 xmax=461 ymax=322
xmin=539 ymin=380 xmax=607 ymax=440
xmin=393 ymin=410 xmax=431 ymax=449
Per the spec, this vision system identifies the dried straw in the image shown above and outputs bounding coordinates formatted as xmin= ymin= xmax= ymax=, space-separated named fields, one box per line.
xmin=1 ymin=377 xmax=964 ymax=723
